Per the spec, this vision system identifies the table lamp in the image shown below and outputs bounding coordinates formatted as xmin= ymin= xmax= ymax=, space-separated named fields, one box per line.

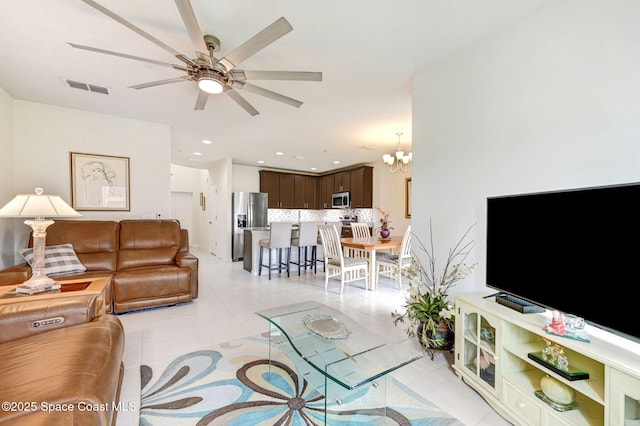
xmin=0 ymin=187 xmax=81 ymax=292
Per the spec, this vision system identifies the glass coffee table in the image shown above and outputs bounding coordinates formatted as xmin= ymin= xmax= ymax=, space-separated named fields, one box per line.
xmin=256 ymin=301 xmax=424 ymax=424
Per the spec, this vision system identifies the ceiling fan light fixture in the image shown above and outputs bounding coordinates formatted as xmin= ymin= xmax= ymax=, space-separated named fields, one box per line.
xmin=198 ymin=70 xmax=224 ymax=94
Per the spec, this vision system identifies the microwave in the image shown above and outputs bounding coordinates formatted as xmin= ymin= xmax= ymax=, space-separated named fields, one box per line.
xmin=332 ymin=192 xmax=350 ymax=208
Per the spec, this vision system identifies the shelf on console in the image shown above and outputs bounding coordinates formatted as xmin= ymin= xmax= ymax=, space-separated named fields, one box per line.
xmin=528 ymin=352 xmax=589 ymax=381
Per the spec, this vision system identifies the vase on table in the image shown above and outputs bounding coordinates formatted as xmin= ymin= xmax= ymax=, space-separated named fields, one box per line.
xmin=379 ymin=229 xmax=390 ymax=239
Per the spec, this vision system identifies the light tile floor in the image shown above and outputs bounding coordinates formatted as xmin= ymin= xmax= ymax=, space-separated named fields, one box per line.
xmin=114 ymin=247 xmax=512 ymax=425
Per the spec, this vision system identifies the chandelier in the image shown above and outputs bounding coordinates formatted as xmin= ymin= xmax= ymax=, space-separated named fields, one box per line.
xmin=382 ymin=132 xmax=412 ymax=173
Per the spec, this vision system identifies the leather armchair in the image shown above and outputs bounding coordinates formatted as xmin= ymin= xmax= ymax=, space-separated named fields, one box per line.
xmin=0 ymin=294 xmax=125 ymax=425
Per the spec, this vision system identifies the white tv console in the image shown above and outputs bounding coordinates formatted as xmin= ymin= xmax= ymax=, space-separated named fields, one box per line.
xmin=453 ymin=292 xmax=640 ymax=426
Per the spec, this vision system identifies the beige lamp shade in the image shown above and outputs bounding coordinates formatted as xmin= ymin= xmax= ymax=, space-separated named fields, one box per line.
xmin=0 ymin=188 xmax=81 ymax=218
xmin=0 ymin=188 xmax=81 ymax=293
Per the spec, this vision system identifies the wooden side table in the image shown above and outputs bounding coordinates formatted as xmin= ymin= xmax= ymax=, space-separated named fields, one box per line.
xmin=0 ymin=276 xmax=112 ymax=315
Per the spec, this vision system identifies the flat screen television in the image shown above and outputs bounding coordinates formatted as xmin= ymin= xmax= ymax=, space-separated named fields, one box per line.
xmin=486 ymin=182 xmax=640 ymax=343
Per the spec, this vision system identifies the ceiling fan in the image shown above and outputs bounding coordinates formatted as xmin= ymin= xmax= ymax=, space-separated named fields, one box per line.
xmin=70 ymin=0 xmax=322 ymax=116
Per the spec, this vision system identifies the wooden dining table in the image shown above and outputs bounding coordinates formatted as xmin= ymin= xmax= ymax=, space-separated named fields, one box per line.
xmin=340 ymin=236 xmax=403 ymax=290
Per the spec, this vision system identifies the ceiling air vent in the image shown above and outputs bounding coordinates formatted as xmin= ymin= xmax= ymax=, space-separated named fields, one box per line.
xmin=64 ymin=78 xmax=110 ymax=95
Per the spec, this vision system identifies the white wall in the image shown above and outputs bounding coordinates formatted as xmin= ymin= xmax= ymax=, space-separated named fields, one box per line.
xmin=206 ymin=157 xmax=233 ymax=260
xmin=411 ymin=0 xmax=640 ymax=295
xmin=232 ymin=164 xmax=261 ymax=193
xmin=170 ymin=164 xmax=211 ymax=248
xmin=0 ymin=100 xmax=173 ymax=266
xmin=0 ymin=88 xmax=15 ymax=268
xmin=371 ymin=163 xmax=411 ymax=236
xmin=170 ymin=161 xmax=249 ymax=259
xmin=13 ymin=101 xmax=172 ymax=218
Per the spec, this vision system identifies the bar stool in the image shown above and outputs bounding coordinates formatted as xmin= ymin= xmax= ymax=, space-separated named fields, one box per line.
xmin=259 ymin=221 xmax=293 ymax=280
xmin=290 ymin=221 xmax=320 ymax=275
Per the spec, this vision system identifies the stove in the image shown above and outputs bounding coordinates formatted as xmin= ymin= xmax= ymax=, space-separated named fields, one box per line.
xmin=340 ymin=214 xmax=358 ymax=226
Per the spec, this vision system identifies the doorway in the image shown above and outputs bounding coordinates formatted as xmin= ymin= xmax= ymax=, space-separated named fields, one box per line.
xmin=170 ymin=191 xmax=193 ymax=244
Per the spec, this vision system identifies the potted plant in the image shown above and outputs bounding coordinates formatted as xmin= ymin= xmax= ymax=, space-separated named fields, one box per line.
xmin=392 ymin=221 xmax=476 ymax=350
xmin=375 ymin=207 xmax=394 ymax=239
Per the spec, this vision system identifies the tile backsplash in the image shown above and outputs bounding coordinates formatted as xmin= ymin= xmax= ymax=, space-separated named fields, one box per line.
xmin=268 ymin=208 xmax=374 ymax=226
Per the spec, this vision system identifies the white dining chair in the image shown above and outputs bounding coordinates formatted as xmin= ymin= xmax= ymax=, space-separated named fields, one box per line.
xmin=316 ymin=221 xmax=343 ymax=271
xmin=290 ymin=221 xmax=321 ymax=275
xmin=317 ymin=224 xmax=368 ymax=294
xmin=376 ymin=225 xmax=412 ymax=290
xmin=325 ymin=222 xmax=343 ymax=235
xmin=258 ymin=221 xmax=293 ymax=280
xmin=347 ymin=222 xmax=371 ymax=259
xmin=350 ymin=222 xmax=371 ymax=239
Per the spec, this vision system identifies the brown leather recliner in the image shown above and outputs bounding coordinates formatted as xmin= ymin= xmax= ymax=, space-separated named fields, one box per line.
xmin=113 ymin=220 xmax=198 ymax=313
xmin=0 ymin=293 xmax=125 ymax=426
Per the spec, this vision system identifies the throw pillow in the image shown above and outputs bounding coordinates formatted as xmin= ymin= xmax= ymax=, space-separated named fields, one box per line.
xmin=18 ymin=244 xmax=87 ymax=277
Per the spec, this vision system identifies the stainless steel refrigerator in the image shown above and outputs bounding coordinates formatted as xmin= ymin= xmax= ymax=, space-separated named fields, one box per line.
xmin=232 ymin=192 xmax=268 ymax=261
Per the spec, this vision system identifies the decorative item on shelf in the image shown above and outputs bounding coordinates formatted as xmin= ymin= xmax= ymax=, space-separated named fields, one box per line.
xmin=375 ymin=207 xmax=393 ymax=239
xmin=382 ymin=131 xmax=412 ymax=173
xmin=0 ymin=188 xmax=81 ymax=294
xmin=475 ymin=348 xmax=496 ymax=385
xmin=391 ymin=219 xmax=477 ymax=353
xmin=535 ymin=375 xmax=578 ymax=412
xmin=545 ymin=310 xmax=567 ymax=335
xmin=541 ymin=338 xmax=569 ymax=372
xmin=544 ymin=309 xmax=590 ymax=342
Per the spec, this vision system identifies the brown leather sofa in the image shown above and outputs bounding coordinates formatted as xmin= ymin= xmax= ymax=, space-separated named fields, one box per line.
xmin=0 ymin=219 xmax=198 ymax=313
xmin=0 ymin=293 xmax=125 ymax=425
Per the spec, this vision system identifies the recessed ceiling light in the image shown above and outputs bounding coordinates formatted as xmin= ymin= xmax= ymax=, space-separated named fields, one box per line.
xmin=193 ymin=152 xmax=202 ymax=156
xmin=310 ymin=167 xmax=317 ymax=171
xmin=257 ymin=160 xmax=265 ymax=164
xmin=275 ymin=152 xmax=284 ymax=156
xmin=295 ymin=155 xmax=306 ymax=160
xmin=333 ymin=160 xmax=341 ymax=164
xmin=202 ymin=139 xmax=212 ymax=144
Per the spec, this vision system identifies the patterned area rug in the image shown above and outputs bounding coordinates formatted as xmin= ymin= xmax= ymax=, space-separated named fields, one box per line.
xmin=139 ymin=333 xmax=463 ymax=425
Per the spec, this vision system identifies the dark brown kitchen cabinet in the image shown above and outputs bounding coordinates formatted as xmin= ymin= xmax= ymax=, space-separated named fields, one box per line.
xmin=293 ymin=174 xmax=317 ymax=209
xmin=259 ymin=170 xmax=294 ymax=208
xmin=259 ymin=170 xmax=279 ymax=208
xmin=334 ymin=171 xmax=351 ymax=193
xmin=260 ymin=165 xmax=373 ymax=209
xmin=318 ymin=174 xmax=335 ymax=209
xmin=349 ymin=166 xmax=373 ymax=208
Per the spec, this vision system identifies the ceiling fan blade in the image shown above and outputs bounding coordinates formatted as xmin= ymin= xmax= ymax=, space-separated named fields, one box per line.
xmin=67 ymin=43 xmax=188 ymax=72
xmin=239 ymin=82 xmax=303 ymax=108
xmin=194 ymin=90 xmax=208 ymax=110
xmin=224 ymin=88 xmax=260 ymax=116
xmin=80 ymin=0 xmax=196 ymax=66
xmin=174 ymin=0 xmax=209 ymax=61
xmin=218 ymin=17 xmax=293 ymax=71
xmin=129 ymin=77 xmax=191 ymax=89
xmin=232 ymin=70 xmax=322 ymax=81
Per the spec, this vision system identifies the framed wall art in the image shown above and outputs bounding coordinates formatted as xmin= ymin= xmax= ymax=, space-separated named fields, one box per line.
xmin=405 ymin=177 xmax=412 ymax=218
xmin=70 ymin=152 xmax=130 ymax=211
